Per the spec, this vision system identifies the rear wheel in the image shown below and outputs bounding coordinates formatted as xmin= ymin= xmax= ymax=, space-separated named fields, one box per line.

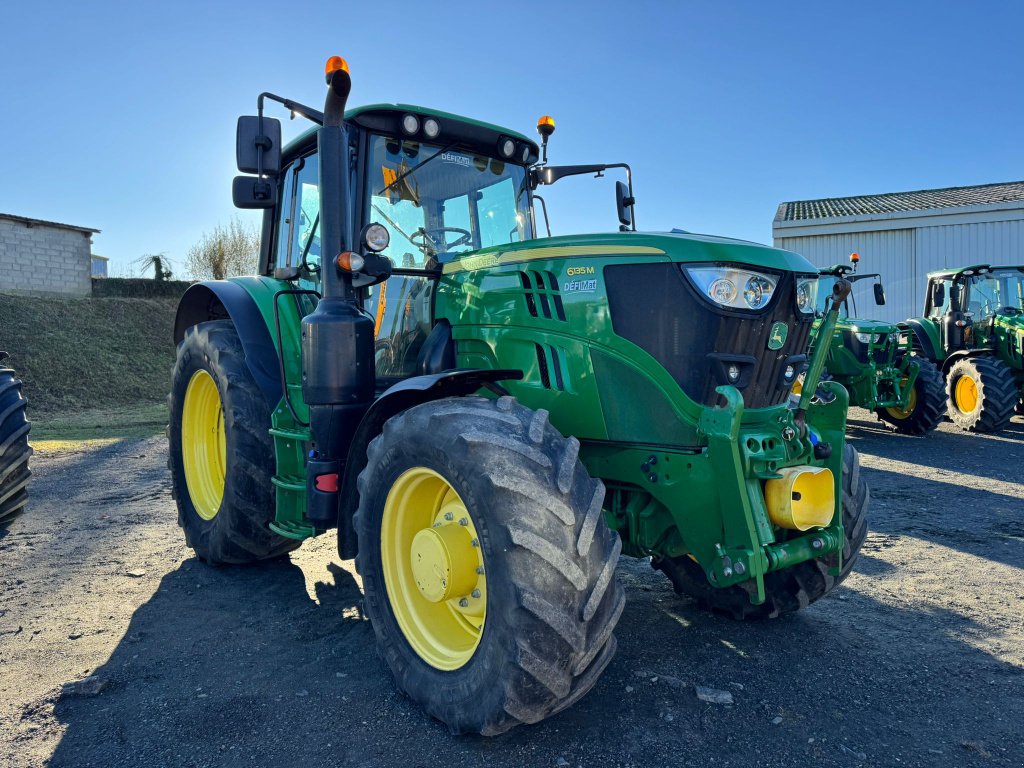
xmin=168 ymin=321 xmax=299 ymax=564
xmin=876 ymin=356 xmax=945 ymax=435
xmin=0 ymin=363 xmax=32 ymax=522
xmin=355 ymin=396 xmax=624 ymax=735
xmin=654 ymin=443 xmax=868 ymax=620
xmin=946 ymin=357 xmax=1017 ymax=433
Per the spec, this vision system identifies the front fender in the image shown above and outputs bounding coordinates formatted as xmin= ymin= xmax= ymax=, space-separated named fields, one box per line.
xmin=336 ymin=368 xmax=523 ymax=559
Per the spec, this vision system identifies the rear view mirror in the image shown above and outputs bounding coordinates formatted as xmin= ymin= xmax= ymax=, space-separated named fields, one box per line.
xmin=236 ymin=116 xmax=282 ymax=175
xmin=232 ymin=176 xmax=278 ymax=209
xmin=933 ymin=282 xmax=945 ymax=309
xmin=616 ymin=181 xmax=634 ymax=228
xmin=873 ymin=282 xmax=886 ymax=306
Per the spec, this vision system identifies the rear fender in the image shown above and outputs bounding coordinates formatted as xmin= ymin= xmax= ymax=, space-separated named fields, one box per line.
xmin=174 ymin=281 xmax=282 ymax=406
xmin=336 ymin=368 xmax=523 ymax=559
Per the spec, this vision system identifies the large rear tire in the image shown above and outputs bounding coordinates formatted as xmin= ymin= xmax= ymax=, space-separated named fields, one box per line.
xmin=654 ymin=443 xmax=868 ymax=620
xmin=354 ymin=396 xmax=624 ymax=735
xmin=0 ymin=362 xmax=32 ymax=522
xmin=168 ymin=321 xmax=300 ymax=564
xmin=876 ymin=356 xmax=946 ymax=435
xmin=946 ymin=356 xmax=1017 ymax=433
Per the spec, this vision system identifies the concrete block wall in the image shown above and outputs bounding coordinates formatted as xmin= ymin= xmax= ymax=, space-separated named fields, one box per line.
xmin=0 ymin=218 xmax=93 ymax=296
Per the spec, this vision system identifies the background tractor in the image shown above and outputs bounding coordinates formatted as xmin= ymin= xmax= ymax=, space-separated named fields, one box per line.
xmin=799 ymin=255 xmax=945 ymax=435
xmin=903 ymin=265 xmax=1024 ymax=432
xmin=168 ymin=57 xmax=869 ymax=735
xmin=0 ymin=352 xmax=32 ymax=521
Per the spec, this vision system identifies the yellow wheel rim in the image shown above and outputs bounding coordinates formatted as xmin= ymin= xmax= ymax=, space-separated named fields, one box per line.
xmin=954 ymin=375 xmax=979 ymax=414
xmin=380 ymin=467 xmax=486 ymax=671
xmin=885 ymin=378 xmax=918 ymax=420
xmin=181 ymin=370 xmax=227 ymax=521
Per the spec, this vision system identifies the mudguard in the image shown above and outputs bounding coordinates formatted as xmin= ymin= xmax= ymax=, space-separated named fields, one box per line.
xmin=174 ymin=281 xmax=283 ymax=406
xmin=336 ymin=368 xmax=523 ymax=559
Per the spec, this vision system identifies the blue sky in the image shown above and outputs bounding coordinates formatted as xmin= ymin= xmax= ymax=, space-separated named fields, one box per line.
xmin=3 ymin=1 xmax=1023 ymax=277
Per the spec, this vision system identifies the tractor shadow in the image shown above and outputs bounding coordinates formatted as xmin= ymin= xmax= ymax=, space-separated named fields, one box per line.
xmin=45 ymin=556 xmax=1023 ymax=767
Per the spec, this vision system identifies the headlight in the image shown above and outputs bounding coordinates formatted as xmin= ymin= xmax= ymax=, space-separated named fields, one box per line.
xmin=795 ymin=278 xmax=816 ymax=314
xmin=684 ymin=266 xmax=778 ymax=311
xmin=854 ymin=332 xmax=886 ymax=344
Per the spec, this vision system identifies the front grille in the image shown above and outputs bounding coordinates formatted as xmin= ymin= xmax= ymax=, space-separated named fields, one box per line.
xmin=605 ymin=263 xmax=813 ymax=408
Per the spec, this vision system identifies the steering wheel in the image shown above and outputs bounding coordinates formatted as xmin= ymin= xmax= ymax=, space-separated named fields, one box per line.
xmin=411 ymin=227 xmax=472 ymax=253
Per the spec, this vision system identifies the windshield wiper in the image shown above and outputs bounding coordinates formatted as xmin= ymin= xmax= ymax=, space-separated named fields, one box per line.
xmin=377 ymin=142 xmax=456 ymax=197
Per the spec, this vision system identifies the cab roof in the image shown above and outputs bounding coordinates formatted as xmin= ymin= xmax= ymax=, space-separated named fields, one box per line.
xmin=927 ymin=264 xmax=1024 ymax=279
xmin=283 ymin=103 xmax=534 ymax=155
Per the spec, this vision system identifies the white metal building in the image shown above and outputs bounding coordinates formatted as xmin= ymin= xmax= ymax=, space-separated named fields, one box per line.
xmin=772 ymin=181 xmax=1024 ymax=323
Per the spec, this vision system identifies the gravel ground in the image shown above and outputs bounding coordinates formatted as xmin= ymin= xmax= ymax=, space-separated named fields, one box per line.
xmin=1 ymin=410 xmax=1022 ymax=768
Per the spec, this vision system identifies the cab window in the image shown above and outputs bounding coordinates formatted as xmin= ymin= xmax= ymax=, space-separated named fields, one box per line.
xmin=276 ymin=152 xmax=321 ymax=275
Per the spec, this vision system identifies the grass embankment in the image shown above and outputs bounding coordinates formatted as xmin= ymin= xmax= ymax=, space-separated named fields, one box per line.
xmin=0 ymin=294 xmax=177 ymax=448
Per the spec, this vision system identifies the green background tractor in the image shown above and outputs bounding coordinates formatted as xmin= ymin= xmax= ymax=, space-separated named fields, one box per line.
xmin=0 ymin=352 xmax=32 ymax=522
xmin=802 ymin=257 xmax=945 ymax=435
xmin=168 ymin=58 xmax=868 ymax=735
xmin=903 ymin=265 xmax=1024 ymax=432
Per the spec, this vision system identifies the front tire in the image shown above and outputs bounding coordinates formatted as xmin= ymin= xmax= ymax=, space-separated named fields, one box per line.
xmin=946 ymin=357 xmax=1017 ymax=433
xmin=876 ymin=356 xmax=946 ymax=435
xmin=0 ymin=364 xmax=32 ymax=522
xmin=354 ymin=396 xmax=624 ymax=735
xmin=654 ymin=443 xmax=869 ymax=620
xmin=168 ymin=321 xmax=299 ymax=564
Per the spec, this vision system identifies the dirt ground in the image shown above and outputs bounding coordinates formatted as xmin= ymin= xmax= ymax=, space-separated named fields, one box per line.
xmin=1 ymin=411 xmax=1022 ymax=768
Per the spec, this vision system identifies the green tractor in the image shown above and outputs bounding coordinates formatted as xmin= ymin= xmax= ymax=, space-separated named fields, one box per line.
xmin=903 ymin=265 xmax=1024 ymax=432
xmin=0 ymin=352 xmax=32 ymax=521
xmin=799 ymin=255 xmax=946 ymax=435
xmin=168 ymin=57 xmax=868 ymax=735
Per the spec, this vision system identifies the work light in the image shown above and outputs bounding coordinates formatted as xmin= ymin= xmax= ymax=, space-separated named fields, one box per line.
xmin=499 ymin=138 xmax=516 ymax=158
xmin=401 ymin=114 xmax=420 ymax=135
xmin=362 ymin=223 xmax=390 ymax=253
xmin=423 ymin=118 xmax=441 ymax=139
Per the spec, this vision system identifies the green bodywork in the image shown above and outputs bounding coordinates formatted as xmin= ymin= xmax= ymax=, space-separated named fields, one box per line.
xmin=224 ymin=230 xmax=849 ymax=605
xmin=813 ymin=316 xmax=920 ymax=412
xmin=212 ymin=108 xmax=854 ymax=606
xmin=906 ymin=264 xmax=1024 ymax=391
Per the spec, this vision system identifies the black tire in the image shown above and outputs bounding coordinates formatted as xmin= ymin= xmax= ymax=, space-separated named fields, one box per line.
xmin=946 ymin=356 xmax=1017 ymax=433
xmin=168 ymin=321 xmax=300 ymax=564
xmin=875 ymin=356 xmax=946 ymax=435
xmin=653 ymin=443 xmax=868 ymax=620
xmin=0 ymin=365 xmax=32 ymax=522
xmin=354 ymin=395 xmax=624 ymax=735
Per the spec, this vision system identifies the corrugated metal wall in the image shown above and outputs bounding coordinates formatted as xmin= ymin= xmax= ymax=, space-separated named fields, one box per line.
xmin=776 ymin=219 xmax=1024 ymax=323
xmin=776 ymin=229 xmax=917 ymax=322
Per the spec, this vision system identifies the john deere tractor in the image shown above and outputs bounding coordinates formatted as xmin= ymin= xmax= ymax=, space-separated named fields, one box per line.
xmin=169 ymin=57 xmax=868 ymax=735
xmin=799 ymin=255 xmax=945 ymax=435
xmin=0 ymin=352 xmax=32 ymax=521
xmin=903 ymin=265 xmax=1024 ymax=432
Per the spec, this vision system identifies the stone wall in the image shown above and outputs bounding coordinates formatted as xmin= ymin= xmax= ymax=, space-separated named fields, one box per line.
xmin=0 ymin=217 xmax=94 ymax=296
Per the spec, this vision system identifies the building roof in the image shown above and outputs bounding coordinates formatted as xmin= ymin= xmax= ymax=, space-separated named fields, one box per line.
xmin=775 ymin=180 xmax=1024 ymax=223
xmin=0 ymin=212 xmax=100 ymax=235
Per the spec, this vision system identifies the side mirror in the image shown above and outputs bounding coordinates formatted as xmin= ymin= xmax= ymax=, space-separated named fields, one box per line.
xmin=616 ymin=181 xmax=634 ymax=228
xmin=232 ymin=176 xmax=278 ymax=209
xmin=236 ymin=116 xmax=282 ymax=175
xmin=873 ymin=282 xmax=886 ymax=306
xmin=933 ymin=282 xmax=945 ymax=309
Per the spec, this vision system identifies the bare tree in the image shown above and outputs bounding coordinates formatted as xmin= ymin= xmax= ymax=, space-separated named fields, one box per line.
xmin=185 ymin=218 xmax=260 ymax=280
xmin=140 ymin=253 xmax=173 ymax=281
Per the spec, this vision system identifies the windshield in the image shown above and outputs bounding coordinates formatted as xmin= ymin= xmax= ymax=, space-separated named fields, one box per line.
xmin=366 ymin=135 xmax=533 ymax=268
xmin=814 ymin=275 xmax=850 ymax=318
xmin=966 ymin=269 xmax=1024 ymax=316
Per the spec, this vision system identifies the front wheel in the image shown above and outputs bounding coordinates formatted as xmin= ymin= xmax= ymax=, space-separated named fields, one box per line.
xmin=354 ymin=396 xmax=624 ymax=735
xmin=946 ymin=357 xmax=1017 ymax=433
xmin=876 ymin=356 xmax=946 ymax=435
xmin=654 ymin=443 xmax=869 ymax=620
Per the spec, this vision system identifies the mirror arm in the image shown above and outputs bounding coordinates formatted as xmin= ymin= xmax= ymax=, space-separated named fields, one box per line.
xmin=258 ymin=92 xmax=325 ymax=127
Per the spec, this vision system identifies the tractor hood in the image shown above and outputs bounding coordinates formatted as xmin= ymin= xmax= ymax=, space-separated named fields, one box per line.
xmin=443 ymin=231 xmax=819 ymax=275
xmin=836 ymin=318 xmax=899 ymax=334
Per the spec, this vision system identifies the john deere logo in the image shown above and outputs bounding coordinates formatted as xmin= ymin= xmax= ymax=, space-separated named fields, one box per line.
xmin=768 ymin=322 xmax=788 ymax=350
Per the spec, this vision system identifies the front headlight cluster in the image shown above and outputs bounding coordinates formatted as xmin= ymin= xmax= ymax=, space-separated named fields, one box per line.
xmin=795 ymin=277 xmax=817 ymax=314
xmin=684 ymin=266 xmax=778 ymax=311
xmin=854 ymin=332 xmax=887 ymax=344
